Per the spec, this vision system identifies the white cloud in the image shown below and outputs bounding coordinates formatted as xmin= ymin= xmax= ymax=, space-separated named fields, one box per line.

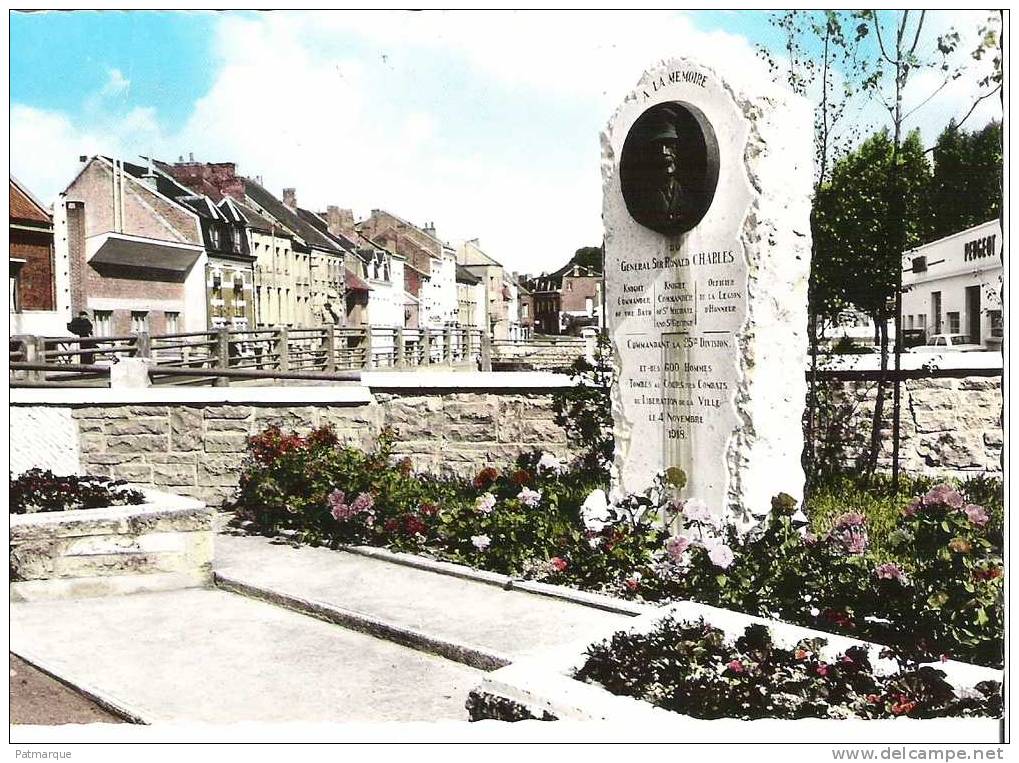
xmin=101 ymin=67 xmax=131 ymax=97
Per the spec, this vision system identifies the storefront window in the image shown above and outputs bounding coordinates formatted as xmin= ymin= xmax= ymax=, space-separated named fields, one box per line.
xmin=947 ymin=312 xmax=960 ymax=335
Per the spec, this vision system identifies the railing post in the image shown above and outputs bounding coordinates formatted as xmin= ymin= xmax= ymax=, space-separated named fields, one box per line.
xmin=421 ymin=328 xmax=432 ymax=367
xmin=444 ymin=325 xmax=454 ymax=366
xmin=214 ymin=328 xmax=231 ymax=387
xmin=277 ymin=326 xmax=290 ymax=373
xmin=395 ymin=326 xmax=406 ymax=368
xmin=362 ymin=326 xmax=373 ymax=370
xmin=480 ymin=331 xmax=492 ymax=372
xmin=136 ymin=331 xmax=152 ymax=359
xmin=324 ymin=324 xmax=336 ymax=372
xmin=27 ymin=335 xmax=46 ymax=384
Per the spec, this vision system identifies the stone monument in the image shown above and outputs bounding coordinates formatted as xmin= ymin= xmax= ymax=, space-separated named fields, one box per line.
xmin=603 ymin=58 xmax=812 ymax=520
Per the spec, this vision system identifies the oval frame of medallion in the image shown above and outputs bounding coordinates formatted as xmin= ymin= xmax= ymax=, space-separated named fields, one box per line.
xmin=618 ymin=101 xmax=720 ymax=236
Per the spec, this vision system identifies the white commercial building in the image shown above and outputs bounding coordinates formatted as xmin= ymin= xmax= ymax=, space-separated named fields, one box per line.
xmin=901 ymin=220 xmax=1003 ymax=349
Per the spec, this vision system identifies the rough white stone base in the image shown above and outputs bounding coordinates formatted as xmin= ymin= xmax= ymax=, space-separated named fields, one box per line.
xmin=10 ymin=489 xmax=214 ymax=601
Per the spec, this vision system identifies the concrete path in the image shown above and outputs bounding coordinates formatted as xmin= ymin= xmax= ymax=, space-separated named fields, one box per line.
xmin=11 ymin=588 xmax=481 ymax=724
xmin=214 ymin=533 xmax=632 ymax=664
xmin=10 ymin=533 xmax=635 ymax=724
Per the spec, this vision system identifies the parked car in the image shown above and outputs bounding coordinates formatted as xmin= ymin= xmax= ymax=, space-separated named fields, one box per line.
xmin=909 ymin=333 xmax=984 ymax=352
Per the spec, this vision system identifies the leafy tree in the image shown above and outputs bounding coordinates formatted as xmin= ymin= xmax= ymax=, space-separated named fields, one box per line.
xmin=571 ymin=246 xmax=603 ymax=273
xmin=925 ymin=120 xmax=1002 ymax=240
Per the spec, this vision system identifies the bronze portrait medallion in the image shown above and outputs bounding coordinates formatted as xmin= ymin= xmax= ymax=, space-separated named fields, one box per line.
xmin=619 ymin=102 xmax=720 ymax=235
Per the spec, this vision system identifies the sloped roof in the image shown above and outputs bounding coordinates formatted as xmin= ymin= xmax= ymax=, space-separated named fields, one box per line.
xmin=345 ymin=267 xmax=372 ymax=292
xmin=455 ymin=264 xmax=480 ymax=284
xmin=231 ymin=199 xmax=292 ymax=237
xmin=10 ymin=177 xmax=51 ymax=224
xmin=297 ymin=208 xmax=362 ymax=252
xmin=243 ymin=178 xmax=345 ymax=253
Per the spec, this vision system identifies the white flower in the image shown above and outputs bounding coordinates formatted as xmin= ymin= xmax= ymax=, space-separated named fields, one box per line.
xmin=475 ymin=492 xmax=496 ymax=514
xmin=706 ymin=541 xmax=735 ymax=570
xmin=517 ymin=487 xmax=542 ymax=507
xmin=537 ymin=452 xmax=564 ymax=474
xmin=581 ymin=489 xmax=612 ymax=531
xmin=587 ymin=536 xmax=603 ymax=549
xmin=471 ymin=534 xmax=491 ymax=551
xmin=682 ymin=498 xmax=716 ymax=525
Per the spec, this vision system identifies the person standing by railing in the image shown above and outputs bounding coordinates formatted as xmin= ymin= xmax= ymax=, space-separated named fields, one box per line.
xmin=66 ymin=311 xmax=96 ymax=365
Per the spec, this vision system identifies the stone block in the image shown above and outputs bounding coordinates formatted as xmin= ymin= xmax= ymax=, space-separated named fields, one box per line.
xmin=109 ymin=463 xmax=155 ymax=483
xmin=147 ymin=452 xmax=199 ymax=464
xmin=205 ymin=419 xmax=251 ymax=434
xmin=125 ymin=405 xmax=170 ymax=417
xmin=170 ymin=407 xmax=203 ymax=452
xmin=203 ymin=405 xmax=253 ymax=420
xmin=958 ymin=377 xmax=1000 ymax=392
xmin=107 ymin=434 xmax=169 ymax=453
xmin=82 ymin=453 xmax=144 ymax=466
xmin=106 ymin=419 xmax=169 ymax=437
xmin=79 ymin=434 xmax=107 ymax=453
xmin=150 ymin=462 xmax=198 ymax=487
xmin=76 ymin=419 xmax=104 ymax=434
xmin=205 ymin=432 xmax=249 ymax=453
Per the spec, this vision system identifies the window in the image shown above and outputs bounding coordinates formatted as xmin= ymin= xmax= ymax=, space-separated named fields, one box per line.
xmin=947 ymin=311 xmax=960 ymax=335
xmin=521 ymin=303 xmax=529 ymax=320
xmin=131 ymin=311 xmax=149 ymax=334
xmin=911 ymin=256 xmax=927 ymax=273
xmin=9 ymin=273 xmax=19 ymax=312
xmin=585 ymin=297 xmax=594 ymax=316
xmin=209 ymin=227 xmax=221 ymax=249
xmin=93 ymin=311 xmax=112 ymax=337
xmin=989 ymin=310 xmax=1003 ymax=338
xmin=931 ymin=291 xmax=942 ymax=334
xmin=917 ymin=314 xmax=927 ymax=331
xmin=906 ymin=315 xmax=914 ymax=330
xmin=165 ymin=311 xmax=180 ymax=334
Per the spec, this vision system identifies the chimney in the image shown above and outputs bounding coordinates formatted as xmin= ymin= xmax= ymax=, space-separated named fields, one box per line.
xmin=141 ymin=156 xmax=159 ymax=190
xmin=423 ymin=220 xmax=436 ymax=238
xmin=283 ymin=187 xmax=297 ymax=209
xmin=188 ymin=152 xmax=195 ymax=162
xmin=326 ymin=205 xmax=356 ymax=238
xmin=66 ymin=201 xmax=87 ymax=315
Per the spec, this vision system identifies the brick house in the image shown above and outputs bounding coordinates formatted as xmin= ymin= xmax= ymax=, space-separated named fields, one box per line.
xmin=56 ymin=156 xmax=208 ymax=336
xmin=10 ymin=177 xmax=70 ymax=335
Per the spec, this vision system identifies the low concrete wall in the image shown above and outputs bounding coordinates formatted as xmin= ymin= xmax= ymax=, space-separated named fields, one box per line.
xmin=10 ymin=373 xmax=577 ymax=505
xmin=10 ymin=490 xmax=214 ymax=601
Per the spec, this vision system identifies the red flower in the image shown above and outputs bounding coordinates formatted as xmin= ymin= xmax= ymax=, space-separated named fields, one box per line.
xmin=247 ymin=425 xmax=306 ymax=465
xmin=974 ymin=566 xmax=1003 ymax=582
xmin=890 ymin=695 xmax=917 ymax=716
xmin=794 ymin=649 xmax=809 ymax=660
xmin=550 ymin=556 xmax=568 ymax=573
xmin=419 ymin=502 xmax=439 ymax=517
xmin=383 ymin=518 xmax=400 ymax=533
xmin=726 ymin=659 xmax=745 ymax=674
xmin=816 ymin=663 xmax=829 ymax=677
xmin=306 ymin=426 xmax=339 ymax=449
xmin=473 ymin=466 xmax=500 ymax=490
xmin=404 ymin=515 xmax=427 ymax=536
xmin=511 ymin=469 xmax=533 ymax=486
xmin=823 ymin=609 xmax=855 ymax=629
xmin=867 ymin=694 xmax=882 ymax=705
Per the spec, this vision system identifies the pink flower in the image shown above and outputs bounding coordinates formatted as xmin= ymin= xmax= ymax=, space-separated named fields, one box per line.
xmin=706 ymin=541 xmax=735 ymax=570
xmin=351 ymin=492 xmax=374 ymax=513
xmin=875 ymin=562 xmax=908 ymax=584
xmin=665 ymin=535 xmax=692 ymax=563
xmin=471 ymin=534 xmax=491 ymax=551
xmin=624 ymin=572 xmax=642 ymax=591
xmin=550 ymin=556 xmax=568 ymax=573
xmin=962 ymin=504 xmax=989 ymax=527
xmin=816 ymin=663 xmax=829 ymax=677
xmin=328 ymin=490 xmax=357 ymax=522
xmin=924 ymin=484 xmax=964 ymax=509
xmin=726 ymin=659 xmax=745 ymax=674
xmin=832 ymin=513 xmax=868 ymax=555
xmin=903 ymin=498 xmax=921 ymax=518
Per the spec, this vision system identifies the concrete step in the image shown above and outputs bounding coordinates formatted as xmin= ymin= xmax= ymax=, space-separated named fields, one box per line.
xmin=213 ymin=534 xmax=633 ymax=664
xmin=11 ymin=588 xmax=482 ymax=724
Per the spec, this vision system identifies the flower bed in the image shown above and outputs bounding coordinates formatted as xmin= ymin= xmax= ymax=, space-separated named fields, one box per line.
xmin=467 ymin=601 xmax=1002 ymax=730
xmin=233 ymin=424 xmax=1003 ymax=670
xmin=11 ymin=469 xmax=146 ymax=514
xmin=10 ymin=487 xmax=214 ymax=601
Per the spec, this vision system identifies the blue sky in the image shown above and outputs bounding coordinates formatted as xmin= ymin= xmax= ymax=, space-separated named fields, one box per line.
xmin=9 ymin=10 xmax=1001 ymax=274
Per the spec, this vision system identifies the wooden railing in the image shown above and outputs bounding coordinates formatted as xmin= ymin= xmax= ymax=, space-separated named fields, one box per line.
xmin=8 ymin=326 xmax=603 ymax=386
xmin=9 ymin=325 xmax=490 ymax=387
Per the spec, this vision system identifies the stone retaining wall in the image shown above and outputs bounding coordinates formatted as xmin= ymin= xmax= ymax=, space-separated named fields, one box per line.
xmin=11 ymin=380 xmax=577 ymax=505
xmin=812 ymin=376 xmax=1002 ymax=478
